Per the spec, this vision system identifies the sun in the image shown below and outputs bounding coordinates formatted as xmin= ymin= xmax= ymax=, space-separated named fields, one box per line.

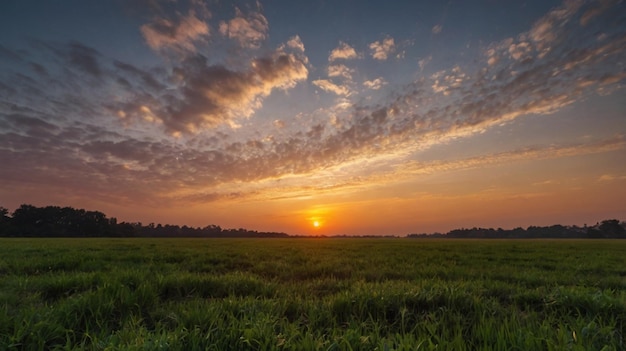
xmin=306 ymin=208 xmax=329 ymax=232
xmin=310 ymin=218 xmax=324 ymax=230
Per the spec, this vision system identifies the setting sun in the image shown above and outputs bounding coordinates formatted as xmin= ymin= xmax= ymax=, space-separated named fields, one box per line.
xmin=305 ymin=207 xmax=331 ymax=233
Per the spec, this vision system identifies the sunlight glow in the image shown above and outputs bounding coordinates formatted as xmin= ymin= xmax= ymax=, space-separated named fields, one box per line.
xmin=305 ymin=206 xmax=331 ymax=232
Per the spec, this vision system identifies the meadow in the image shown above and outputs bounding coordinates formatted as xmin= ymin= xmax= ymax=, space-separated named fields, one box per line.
xmin=0 ymin=238 xmax=624 ymax=350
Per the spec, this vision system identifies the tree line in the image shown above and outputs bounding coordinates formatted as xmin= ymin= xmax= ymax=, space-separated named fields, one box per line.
xmin=408 ymin=220 xmax=626 ymax=239
xmin=0 ymin=204 xmax=288 ymax=238
xmin=1 ymin=204 xmax=624 ymax=238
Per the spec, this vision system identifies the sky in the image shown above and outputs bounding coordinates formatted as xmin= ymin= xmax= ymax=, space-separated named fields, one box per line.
xmin=1 ymin=0 xmax=625 ymax=236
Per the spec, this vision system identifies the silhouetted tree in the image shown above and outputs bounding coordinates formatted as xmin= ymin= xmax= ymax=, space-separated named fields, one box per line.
xmin=116 ymin=222 xmax=137 ymax=237
xmin=10 ymin=204 xmax=113 ymax=237
xmin=598 ymin=219 xmax=625 ymax=237
xmin=0 ymin=206 xmax=12 ymax=236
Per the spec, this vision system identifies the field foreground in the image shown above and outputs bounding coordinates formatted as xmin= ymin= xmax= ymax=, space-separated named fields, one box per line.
xmin=0 ymin=238 xmax=624 ymax=350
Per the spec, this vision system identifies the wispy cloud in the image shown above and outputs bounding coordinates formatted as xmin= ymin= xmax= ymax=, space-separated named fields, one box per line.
xmin=400 ymin=136 xmax=626 ymax=177
xmin=598 ymin=174 xmax=626 ymax=182
xmin=0 ymin=44 xmax=23 ymax=62
xmin=67 ymin=42 xmax=103 ymax=77
xmin=579 ymin=0 xmax=616 ymax=26
xmin=183 ymin=136 xmax=626 ymax=204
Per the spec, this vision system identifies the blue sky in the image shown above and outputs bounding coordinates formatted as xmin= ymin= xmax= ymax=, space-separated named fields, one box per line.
xmin=1 ymin=0 xmax=625 ymax=235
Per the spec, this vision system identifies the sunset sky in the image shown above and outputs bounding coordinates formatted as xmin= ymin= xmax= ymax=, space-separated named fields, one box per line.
xmin=1 ymin=0 xmax=625 ymax=235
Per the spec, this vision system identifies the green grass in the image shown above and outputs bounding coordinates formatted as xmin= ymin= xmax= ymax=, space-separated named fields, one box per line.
xmin=0 ymin=238 xmax=624 ymax=350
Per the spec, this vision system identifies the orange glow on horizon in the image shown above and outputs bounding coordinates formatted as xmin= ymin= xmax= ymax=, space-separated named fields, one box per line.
xmin=304 ymin=206 xmax=331 ymax=234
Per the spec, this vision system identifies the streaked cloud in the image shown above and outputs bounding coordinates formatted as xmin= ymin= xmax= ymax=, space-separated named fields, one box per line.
xmin=399 ymin=137 xmax=626 ymax=178
xmin=598 ymin=174 xmax=626 ymax=182
xmin=180 ymin=135 xmax=626 ymax=204
xmin=579 ymin=0 xmax=616 ymax=26
xmin=0 ymin=44 xmax=22 ymax=62
xmin=67 ymin=42 xmax=103 ymax=77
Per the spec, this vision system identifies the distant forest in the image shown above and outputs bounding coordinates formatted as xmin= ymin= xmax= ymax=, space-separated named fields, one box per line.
xmin=407 ymin=220 xmax=626 ymax=239
xmin=0 ymin=204 xmax=288 ymax=238
xmin=1 ymin=204 xmax=625 ymax=238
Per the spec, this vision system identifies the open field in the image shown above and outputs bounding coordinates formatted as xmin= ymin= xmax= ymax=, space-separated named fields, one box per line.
xmin=0 ymin=238 xmax=625 ymax=350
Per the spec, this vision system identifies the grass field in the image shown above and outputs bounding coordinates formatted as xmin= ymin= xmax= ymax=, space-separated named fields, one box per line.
xmin=0 ymin=238 xmax=624 ymax=350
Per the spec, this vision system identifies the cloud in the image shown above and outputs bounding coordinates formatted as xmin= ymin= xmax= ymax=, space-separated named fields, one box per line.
xmin=160 ymin=50 xmax=308 ymax=133
xmin=328 ymin=64 xmax=353 ymax=80
xmin=0 ymin=118 xmax=163 ymax=204
xmin=0 ymin=44 xmax=23 ymax=62
xmin=219 ymin=7 xmax=269 ymax=49
xmin=430 ymin=65 xmax=467 ymax=95
xmin=528 ymin=0 xmax=584 ymax=57
xmin=31 ymin=40 xmax=103 ymax=78
xmin=276 ymin=0 xmax=626 ymax=181
xmin=2 ymin=113 xmax=60 ymax=137
xmin=579 ymin=0 xmax=616 ymax=26
xmin=2 ymin=0 xmax=626 ymax=208
xmin=598 ymin=174 xmax=626 ymax=182
xmin=431 ymin=24 xmax=443 ymax=34
xmin=113 ymin=60 xmax=164 ymax=91
xmin=369 ymin=37 xmax=395 ymax=60
xmin=508 ymin=41 xmax=532 ymax=61
xmin=363 ymin=77 xmax=386 ymax=90
xmin=29 ymin=40 xmax=111 ymax=87
xmin=418 ymin=56 xmax=432 ymax=71
xmin=401 ymin=137 xmax=626 ymax=177
xmin=141 ymin=10 xmax=209 ymax=54
xmin=329 ymin=41 xmax=358 ymax=61
xmin=299 ymin=136 xmax=626 ymax=198
xmin=312 ymin=79 xmax=351 ymax=96
xmin=286 ymin=35 xmax=305 ymax=52
xmin=66 ymin=42 xmax=103 ymax=77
